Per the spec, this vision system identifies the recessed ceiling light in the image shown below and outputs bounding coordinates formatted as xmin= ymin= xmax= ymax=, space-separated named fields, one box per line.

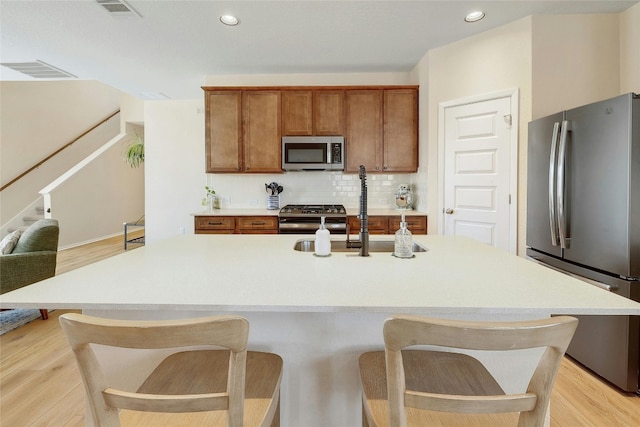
xmin=465 ymin=11 xmax=485 ymax=23
xmin=220 ymin=15 xmax=239 ymax=26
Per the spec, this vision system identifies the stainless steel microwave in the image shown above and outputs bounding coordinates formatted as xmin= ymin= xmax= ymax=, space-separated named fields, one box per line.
xmin=282 ymin=136 xmax=344 ymax=171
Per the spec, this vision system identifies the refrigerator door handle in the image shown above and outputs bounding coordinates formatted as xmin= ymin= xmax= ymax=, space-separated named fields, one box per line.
xmin=548 ymin=122 xmax=561 ymax=246
xmin=557 ymin=120 xmax=570 ymax=249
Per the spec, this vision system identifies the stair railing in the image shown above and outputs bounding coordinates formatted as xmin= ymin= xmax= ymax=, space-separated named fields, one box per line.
xmin=0 ymin=110 xmax=120 ymax=192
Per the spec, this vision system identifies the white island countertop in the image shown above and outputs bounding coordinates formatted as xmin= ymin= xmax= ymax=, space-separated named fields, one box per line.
xmin=4 ymin=234 xmax=639 ymax=427
xmin=2 ymin=234 xmax=638 ymax=316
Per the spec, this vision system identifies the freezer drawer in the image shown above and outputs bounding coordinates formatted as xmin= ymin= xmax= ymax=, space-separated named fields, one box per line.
xmin=568 ymin=312 xmax=639 ymax=393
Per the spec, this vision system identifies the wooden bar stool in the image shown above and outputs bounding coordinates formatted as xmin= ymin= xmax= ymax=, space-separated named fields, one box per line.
xmin=359 ymin=315 xmax=578 ymax=427
xmin=60 ymin=313 xmax=283 ymax=426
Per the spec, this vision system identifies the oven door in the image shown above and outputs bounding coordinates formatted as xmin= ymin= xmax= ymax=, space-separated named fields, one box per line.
xmin=278 ymin=217 xmax=346 ymax=234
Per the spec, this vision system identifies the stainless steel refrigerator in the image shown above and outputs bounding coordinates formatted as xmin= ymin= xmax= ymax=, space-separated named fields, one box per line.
xmin=526 ymin=93 xmax=639 ymax=394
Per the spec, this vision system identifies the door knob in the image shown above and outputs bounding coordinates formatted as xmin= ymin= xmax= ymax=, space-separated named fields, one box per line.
xmin=445 ymin=208 xmax=454 ymax=214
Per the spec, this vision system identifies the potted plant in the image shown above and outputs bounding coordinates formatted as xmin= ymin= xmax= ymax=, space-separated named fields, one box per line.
xmin=124 ymin=133 xmax=144 ymax=168
xmin=201 ymin=186 xmax=220 ymax=210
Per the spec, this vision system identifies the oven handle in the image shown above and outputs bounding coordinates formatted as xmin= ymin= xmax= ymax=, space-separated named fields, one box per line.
xmin=279 ymin=223 xmax=346 ymax=230
xmin=278 ymin=223 xmax=347 ymax=235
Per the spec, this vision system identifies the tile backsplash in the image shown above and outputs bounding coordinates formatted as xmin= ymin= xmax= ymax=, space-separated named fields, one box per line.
xmin=207 ymin=171 xmax=417 ymax=210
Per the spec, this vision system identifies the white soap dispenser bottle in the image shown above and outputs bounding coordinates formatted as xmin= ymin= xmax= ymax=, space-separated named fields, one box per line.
xmin=394 ymin=214 xmax=413 ymax=258
xmin=315 ymin=216 xmax=331 ymax=257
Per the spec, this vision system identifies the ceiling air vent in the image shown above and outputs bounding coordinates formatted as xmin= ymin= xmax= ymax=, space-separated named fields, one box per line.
xmin=0 ymin=60 xmax=76 ymax=79
xmin=96 ymin=0 xmax=141 ymax=18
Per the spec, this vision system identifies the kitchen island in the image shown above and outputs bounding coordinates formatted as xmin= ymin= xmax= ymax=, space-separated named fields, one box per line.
xmin=2 ymin=234 xmax=639 ymax=426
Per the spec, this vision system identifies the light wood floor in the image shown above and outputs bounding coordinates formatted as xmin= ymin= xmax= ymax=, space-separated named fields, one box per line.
xmin=1 ymin=233 xmax=639 ymax=426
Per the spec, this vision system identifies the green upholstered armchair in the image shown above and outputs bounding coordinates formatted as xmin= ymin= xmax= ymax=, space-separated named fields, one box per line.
xmin=0 ymin=219 xmax=59 ymax=320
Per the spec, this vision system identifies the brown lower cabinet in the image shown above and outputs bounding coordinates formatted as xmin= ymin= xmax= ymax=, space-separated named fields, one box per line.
xmin=195 ymin=216 xmax=278 ymax=234
xmin=348 ymin=215 xmax=427 ymax=235
xmin=235 ymin=217 xmax=278 ymax=234
xmin=195 ymin=215 xmax=426 ymax=235
xmin=195 ymin=216 xmax=235 ymax=234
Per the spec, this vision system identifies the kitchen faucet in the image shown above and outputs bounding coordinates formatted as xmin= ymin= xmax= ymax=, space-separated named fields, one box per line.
xmin=346 ymin=165 xmax=369 ymax=256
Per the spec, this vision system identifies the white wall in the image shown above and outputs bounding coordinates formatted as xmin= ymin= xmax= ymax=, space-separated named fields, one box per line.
xmin=417 ymin=12 xmax=633 ymax=256
xmin=107 ymin=9 xmax=640 ymax=247
xmin=0 ymin=80 xmax=122 ymax=225
xmin=8 ymin=12 xmax=636 ymax=247
xmin=46 ymin=133 xmax=144 ymax=248
xmin=420 ymin=17 xmax=533 ymax=255
xmin=144 ymin=100 xmax=205 ymax=243
xmin=0 ymin=80 xmax=148 ymax=248
xmin=204 ymin=72 xmax=420 ymax=214
xmin=531 ymin=14 xmax=621 ymax=119
xmin=410 ymin=54 xmax=429 ymax=214
xmin=0 ymin=80 xmax=121 ymax=183
xmin=145 ymin=72 xmax=421 ymax=242
xmin=620 ymin=2 xmax=640 ymax=94
xmin=204 ymin=72 xmax=414 ymax=87
xmin=120 ymin=92 xmax=145 ymax=127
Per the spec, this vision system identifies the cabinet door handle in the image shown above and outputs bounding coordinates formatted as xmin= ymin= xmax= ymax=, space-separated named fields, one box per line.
xmin=251 ymin=222 xmax=266 ymax=226
xmin=208 ymin=221 xmax=223 ymax=225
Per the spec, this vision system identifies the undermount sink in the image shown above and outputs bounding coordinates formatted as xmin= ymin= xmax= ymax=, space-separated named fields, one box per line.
xmin=293 ymin=239 xmax=427 ymax=253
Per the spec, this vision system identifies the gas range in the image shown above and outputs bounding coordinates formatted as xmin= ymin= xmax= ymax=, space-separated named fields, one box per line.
xmin=278 ymin=204 xmax=347 ymax=234
xmin=279 ymin=204 xmax=346 ymax=216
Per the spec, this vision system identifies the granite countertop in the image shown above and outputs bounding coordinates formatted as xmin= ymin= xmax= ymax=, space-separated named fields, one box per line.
xmin=2 ymin=234 xmax=639 ymax=316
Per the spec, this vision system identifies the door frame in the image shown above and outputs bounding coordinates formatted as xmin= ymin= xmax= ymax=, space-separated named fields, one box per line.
xmin=437 ymin=88 xmax=519 ymax=253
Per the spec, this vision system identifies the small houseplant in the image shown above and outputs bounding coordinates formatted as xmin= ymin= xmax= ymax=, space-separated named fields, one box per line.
xmin=201 ymin=186 xmax=220 ymax=209
xmin=124 ymin=133 xmax=144 ymax=168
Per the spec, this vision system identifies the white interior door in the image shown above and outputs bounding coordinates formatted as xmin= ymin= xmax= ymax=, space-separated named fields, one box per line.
xmin=442 ymin=96 xmax=514 ymax=252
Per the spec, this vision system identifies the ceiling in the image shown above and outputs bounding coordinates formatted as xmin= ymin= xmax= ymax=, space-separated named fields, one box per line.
xmin=1 ymin=0 xmax=637 ymax=99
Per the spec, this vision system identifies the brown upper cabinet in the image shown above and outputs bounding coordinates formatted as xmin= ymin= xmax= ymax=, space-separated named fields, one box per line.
xmin=383 ymin=89 xmax=418 ymax=173
xmin=204 ymin=86 xmax=416 ymax=174
xmin=345 ymin=88 xmax=418 ymax=173
xmin=313 ymin=90 xmax=344 ymax=135
xmin=242 ymin=91 xmax=282 ymax=173
xmin=282 ymin=91 xmax=312 ymax=135
xmin=345 ymin=90 xmax=383 ymax=173
xmin=282 ymin=90 xmax=344 ymax=136
xmin=205 ymin=90 xmax=242 ymax=172
xmin=204 ymin=89 xmax=282 ymax=173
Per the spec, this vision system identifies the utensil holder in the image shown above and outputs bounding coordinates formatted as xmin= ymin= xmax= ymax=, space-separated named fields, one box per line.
xmin=267 ymin=195 xmax=280 ymax=210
